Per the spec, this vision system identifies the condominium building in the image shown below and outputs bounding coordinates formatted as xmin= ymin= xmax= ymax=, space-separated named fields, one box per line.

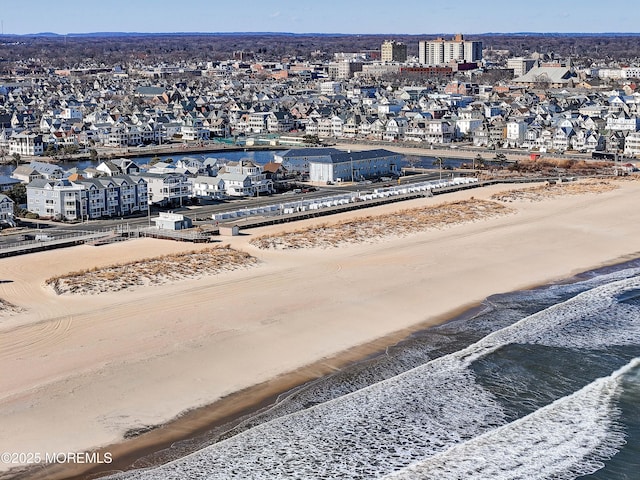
xmin=381 ymin=40 xmax=408 ymax=63
xmin=26 ymin=175 xmax=148 ymax=221
xmin=419 ymin=34 xmax=482 ymax=66
xmin=9 ymin=131 xmax=44 ymax=156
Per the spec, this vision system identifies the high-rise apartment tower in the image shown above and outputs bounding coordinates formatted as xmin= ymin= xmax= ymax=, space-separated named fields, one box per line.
xmin=418 ymin=34 xmax=482 ymax=66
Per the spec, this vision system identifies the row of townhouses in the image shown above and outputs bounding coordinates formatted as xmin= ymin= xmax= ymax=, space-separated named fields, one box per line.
xmin=27 ymin=175 xmax=148 ymax=221
xmin=16 ymin=156 xmax=280 ymax=221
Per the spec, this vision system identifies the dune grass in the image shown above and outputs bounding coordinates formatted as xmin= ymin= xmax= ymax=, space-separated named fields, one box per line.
xmin=46 ymin=245 xmax=257 ymax=295
xmin=0 ymin=298 xmax=23 ymax=316
xmin=250 ymin=199 xmax=514 ymax=250
xmin=491 ymin=178 xmax=620 ymax=203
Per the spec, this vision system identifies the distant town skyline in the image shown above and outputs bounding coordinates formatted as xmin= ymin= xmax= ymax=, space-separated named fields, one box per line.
xmin=3 ymin=0 xmax=639 ymax=36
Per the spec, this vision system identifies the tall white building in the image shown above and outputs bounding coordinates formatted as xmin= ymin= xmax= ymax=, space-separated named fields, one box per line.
xmin=419 ymin=34 xmax=482 ymax=66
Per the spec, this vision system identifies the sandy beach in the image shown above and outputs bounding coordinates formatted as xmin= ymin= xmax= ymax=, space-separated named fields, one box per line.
xmin=2 ymin=178 xmax=640 ymax=479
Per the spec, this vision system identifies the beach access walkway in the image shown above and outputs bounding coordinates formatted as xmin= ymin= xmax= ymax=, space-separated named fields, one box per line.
xmin=0 ymin=230 xmax=120 ymax=258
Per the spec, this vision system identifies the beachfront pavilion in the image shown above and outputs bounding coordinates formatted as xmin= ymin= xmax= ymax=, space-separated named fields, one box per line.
xmin=274 ymin=147 xmax=344 ymax=174
xmin=307 ymin=149 xmax=402 ymax=183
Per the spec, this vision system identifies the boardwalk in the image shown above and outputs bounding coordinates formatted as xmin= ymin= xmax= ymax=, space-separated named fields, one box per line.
xmin=0 ymin=230 xmax=116 ymax=258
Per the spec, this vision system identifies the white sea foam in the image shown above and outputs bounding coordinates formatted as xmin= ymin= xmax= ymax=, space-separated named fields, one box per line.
xmin=109 ymin=358 xmax=505 ymax=479
xmin=458 ymin=276 xmax=640 ymax=365
xmin=381 ymin=359 xmax=638 ymax=480
xmin=528 ymin=265 xmax=640 ymax=300
xmin=108 ymin=275 xmax=640 ymax=480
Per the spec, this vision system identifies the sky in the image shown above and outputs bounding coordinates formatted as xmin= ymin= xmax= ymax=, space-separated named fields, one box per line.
xmin=2 ymin=0 xmax=639 ymax=35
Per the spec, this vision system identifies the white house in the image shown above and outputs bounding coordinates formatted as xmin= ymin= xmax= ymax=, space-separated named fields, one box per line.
xmin=191 ymin=175 xmax=226 ymax=199
xmin=181 ymin=116 xmax=210 ymax=141
xmin=506 ymin=120 xmax=528 ymax=146
xmin=138 ymin=172 xmax=191 ymax=207
xmin=624 ymin=132 xmax=640 ymax=157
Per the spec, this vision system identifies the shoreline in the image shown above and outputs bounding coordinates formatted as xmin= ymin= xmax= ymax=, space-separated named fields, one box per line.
xmin=23 ymin=300 xmax=483 ymax=480
xmin=3 ymin=180 xmax=640 ymax=480
xmin=17 ymin=251 xmax=640 ymax=480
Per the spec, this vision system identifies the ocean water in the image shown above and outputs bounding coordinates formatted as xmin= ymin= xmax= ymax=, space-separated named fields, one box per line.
xmin=107 ymin=259 xmax=640 ymax=480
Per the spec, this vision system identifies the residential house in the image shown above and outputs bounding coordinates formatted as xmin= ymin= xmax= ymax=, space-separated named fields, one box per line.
xmin=219 ymin=159 xmax=273 ymax=195
xmin=624 ymin=131 xmax=640 ymax=157
xmin=190 ymin=175 xmax=226 ymax=199
xmin=215 ymin=172 xmax=254 ymax=196
xmin=267 ymin=111 xmax=294 ymax=133
xmin=111 ymin=158 xmax=141 ymax=175
xmin=0 ymin=175 xmax=22 ymax=192
xmin=262 ymin=162 xmax=288 ymax=181
xmin=175 ymin=157 xmax=207 ymax=175
xmin=248 ymin=112 xmax=271 ymax=133
xmin=95 ymin=160 xmax=121 ymax=176
xmin=138 ymin=172 xmax=191 ymax=206
xmin=343 ymin=114 xmax=361 ymax=138
xmin=423 ymin=119 xmax=454 ymax=144
xmin=505 ymin=119 xmax=529 ymax=147
xmin=0 ymin=194 xmax=15 ymax=227
xmin=455 ymin=107 xmax=483 ymax=139
xmin=605 ymin=114 xmax=640 ymax=132
xmin=181 ymin=115 xmax=210 ymax=141
xmin=384 ymin=117 xmax=408 ymax=141
xmin=12 ymin=161 xmax=65 ymax=183
xmin=12 ymin=165 xmax=42 ymax=184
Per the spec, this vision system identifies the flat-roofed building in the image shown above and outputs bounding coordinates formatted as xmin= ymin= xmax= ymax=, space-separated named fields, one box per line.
xmin=419 ymin=34 xmax=482 ymax=66
xmin=381 ymin=40 xmax=408 ymax=63
xmin=507 ymin=57 xmax=538 ymax=78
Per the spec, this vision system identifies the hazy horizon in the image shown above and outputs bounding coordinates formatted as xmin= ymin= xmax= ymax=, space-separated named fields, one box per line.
xmin=4 ymin=31 xmax=640 ymax=37
xmin=2 ymin=0 xmax=639 ymax=36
